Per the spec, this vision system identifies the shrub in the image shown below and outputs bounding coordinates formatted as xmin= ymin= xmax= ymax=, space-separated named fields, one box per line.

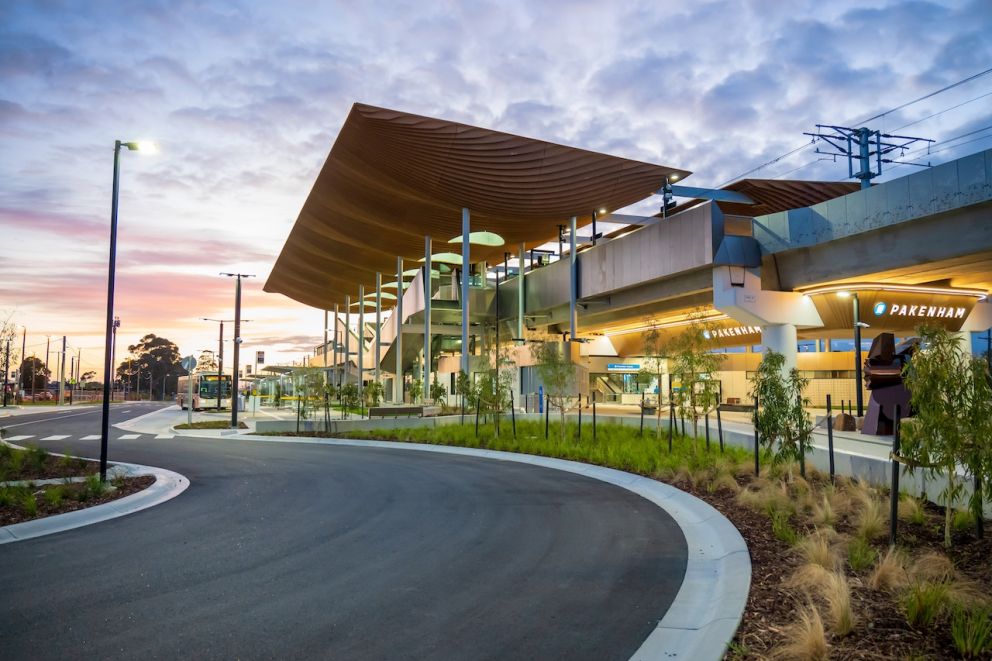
xmin=903 ymin=581 xmax=949 ymax=628
xmin=847 ymin=536 xmax=877 ymax=572
xmin=20 ymin=491 xmax=37 ymax=516
xmin=950 ymin=605 xmax=992 ymax=658
xmin=26 ymin=445 xmax=48 ymax=470
xmin=85 ymin=474 xmax=107 ymax=499
xmin=771 ymin=509 xmax=798 ymax=546
xmin=44 ymin=486 xmax=64 ymax=507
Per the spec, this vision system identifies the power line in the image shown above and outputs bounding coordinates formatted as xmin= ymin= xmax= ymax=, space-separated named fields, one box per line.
xmin=891 ymin=90 xmax=992 ymax=132
xmin=854 ymin=67 xmax=992 ymax=125
xmin=719 ymin=67 xmax=992 ymax=186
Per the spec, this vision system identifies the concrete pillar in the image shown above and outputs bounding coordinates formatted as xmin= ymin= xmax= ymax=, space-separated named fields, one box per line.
xmin=333 ymin=303 xmax=339 ymax=386
xmin=323 ymin=310 xmax=328 ymax=369
xmin=761 ymin=323 xmax=798 ymax=374
xmin=517 ymin=241 xmax=525 ymax=341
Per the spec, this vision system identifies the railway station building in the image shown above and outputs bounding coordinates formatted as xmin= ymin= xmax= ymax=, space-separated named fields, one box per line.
xmin=264 ymin=103 xmax=992 ymax=424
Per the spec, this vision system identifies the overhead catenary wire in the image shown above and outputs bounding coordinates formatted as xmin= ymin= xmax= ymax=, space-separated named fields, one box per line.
xmin=718 ymin=67 xmax=992 ymax=186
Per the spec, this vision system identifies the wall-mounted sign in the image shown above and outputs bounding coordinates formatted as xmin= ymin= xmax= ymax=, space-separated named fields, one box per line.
xmin=703 ymin=325 xmax=762 ymax=340
xmin=806 ymin=287 xmax=980 ymax=333
xmin=607 ymin=363 xmax=640 ymax=371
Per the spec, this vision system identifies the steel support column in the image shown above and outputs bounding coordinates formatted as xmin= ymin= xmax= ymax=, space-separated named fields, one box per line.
xmin=332 ymin=303 xmax=339 ymax=386
xmin=358 ymin=285 xmax=364 ymax=403
xmin=517 ymin=241 xmax=525 ymax=341
xmin=569 ymin=215 xmax=577 ymax=341
xmin=395 ymin=257 xmax=404 ymax=402
xmin=424 ymin=235 xmax=432 ymax=386
xmin=344 ymin=295 xmax=351 ymax=386
xmin=375 ymin=272 xmax=381 ymax=383
xmin=461 ymin=208 xmax=470 ymax=376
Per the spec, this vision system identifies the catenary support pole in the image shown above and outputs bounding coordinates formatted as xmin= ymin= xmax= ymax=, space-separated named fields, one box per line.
xmin=99 ymin=141 xmax=122 ymax=481
xmin=58 ymin=335 xmax=66 ymax=405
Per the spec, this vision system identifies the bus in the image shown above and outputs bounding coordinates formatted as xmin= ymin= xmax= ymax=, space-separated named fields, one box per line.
xmin=177 ymin=373 xmax=233 ymax=410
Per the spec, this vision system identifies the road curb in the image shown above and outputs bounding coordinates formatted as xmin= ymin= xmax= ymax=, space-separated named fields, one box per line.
xmin=225 ymin=433 xmax=750 ymax=661
xmin=0 ymin=446 xmax=190 ymax=545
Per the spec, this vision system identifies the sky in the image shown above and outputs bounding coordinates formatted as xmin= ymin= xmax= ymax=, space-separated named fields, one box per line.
xmin=1 ymin=0 xmax=990 ymax=378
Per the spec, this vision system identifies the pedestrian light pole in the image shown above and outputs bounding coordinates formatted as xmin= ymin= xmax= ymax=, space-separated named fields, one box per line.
xmin=221 ymin=273 xmax=255 ymax=429
xmin=100 ymin=139 xmax=157 ymax=482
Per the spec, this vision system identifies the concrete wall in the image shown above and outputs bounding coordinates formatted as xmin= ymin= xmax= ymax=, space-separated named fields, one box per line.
xmin=754 ymin=149 xmax=992 ymax=255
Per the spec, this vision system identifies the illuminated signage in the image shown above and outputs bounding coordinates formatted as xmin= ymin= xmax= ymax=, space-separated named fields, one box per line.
xmin=881 ymin=303 xmax=966 ymax=319
xmin=607 ymin=363 xmax=640 ymax=371
xmin=703 ymin=325 xmax=762 ymax=340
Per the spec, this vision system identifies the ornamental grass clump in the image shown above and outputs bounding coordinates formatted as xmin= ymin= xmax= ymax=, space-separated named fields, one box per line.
xmin=795 ymin=531 xmax=839 ymax=571
xmin=770 ymin=602 xmax=828 ymax=661
xmin=846 ymin=535 xmax=877 ymax=572
xmin=950 ymin=604 xmax=992 ymax=658
xmin=869 ymin=547 xmax=909 ymax=592
xmin=823 ymin=570 xmax=856 ymax=637
xmin=903 ymin=581 xmax=950 ymax=628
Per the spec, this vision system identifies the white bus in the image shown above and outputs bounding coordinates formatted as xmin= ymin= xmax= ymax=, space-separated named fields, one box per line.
xmin=177 ymin=373 xmax=233 ymax=410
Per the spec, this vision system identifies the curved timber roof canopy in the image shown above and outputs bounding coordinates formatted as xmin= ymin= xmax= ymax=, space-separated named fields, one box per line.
xmin=265 ymin=103 xmax=690 ymax=309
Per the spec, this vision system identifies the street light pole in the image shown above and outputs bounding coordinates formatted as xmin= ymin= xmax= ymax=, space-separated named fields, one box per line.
xmin=221 ymin=272 xmax=255 ymax=429
xmin=853 ymin=292 xmax=864 ymax=418
xmin=100 ymin=139 xmax=156 ymax=481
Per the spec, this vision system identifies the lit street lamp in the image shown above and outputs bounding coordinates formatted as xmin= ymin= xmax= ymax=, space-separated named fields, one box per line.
xmin=100 ymin=140 xmax=156 ymax=482
xmin=837 ymin=291 xmax=867 ymax=418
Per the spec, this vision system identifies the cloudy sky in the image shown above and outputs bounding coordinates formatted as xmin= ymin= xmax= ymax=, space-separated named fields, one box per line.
xmin=1 ymin=0 xmax=990 ymax=376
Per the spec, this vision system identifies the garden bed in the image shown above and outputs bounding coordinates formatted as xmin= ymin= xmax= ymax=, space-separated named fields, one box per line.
xmin=174 ymin=420 xmax=249 ymax=430
xmin=269 ymin=420 xmax=991 ymax=659
xmin=1 ymin=444 xmax=156 ymax=527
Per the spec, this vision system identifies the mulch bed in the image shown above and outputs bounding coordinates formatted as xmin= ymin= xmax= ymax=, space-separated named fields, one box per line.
xmin=0 ymin=476 xmax=156 ymax=527
xmin=682 ymin=477 xmax=992 ymax=660
xmin=1 ymin=453 xmax=94 ymax=481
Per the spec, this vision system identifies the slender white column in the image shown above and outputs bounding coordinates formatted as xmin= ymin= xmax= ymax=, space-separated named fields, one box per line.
xmin=358 ymin=285 xmax=364 ymax=402
xmin=395 ymin=256 xmax=403 ymax=402
xmin=461 ymin=208 xmax=470 ymax=376
xmin=569 ymin=215 xmax=577 ymax=341
xmin=424 ymin=235 xmax=432 ymax=386
xmin=517 ymin=241 xmax=525 ymax=341
xmin=323 ymin=310 xmax=328 ymax=369
xmin=375 ymin=272 xmax=382 ymax=383
xmin=344 ymin=294 xmax=351 ymax=386
xmin=332 ymin=303 xmax=339 ymax=386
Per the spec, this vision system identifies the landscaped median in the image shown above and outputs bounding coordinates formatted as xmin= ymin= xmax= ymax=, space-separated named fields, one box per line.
xmin=252 ymin=418 xmax=992 ymax=659
xmin=0 ymin=440 xmax=189 ymax=543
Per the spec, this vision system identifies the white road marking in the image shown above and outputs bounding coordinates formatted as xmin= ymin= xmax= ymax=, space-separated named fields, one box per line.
xmin=41 ymin=435 xmax=70 ymax=441
xmin=5 ymin=435 xmax=34 ymax=441
xmin=118 ymin=434 xmax=141 ymax=440
xmin=1 ymin=410 xmax=102 ymax=429
xmin=81 ymin=435 xmax=101 ymax=440
xmin=154 ymin=434 xmax=174 ymax=439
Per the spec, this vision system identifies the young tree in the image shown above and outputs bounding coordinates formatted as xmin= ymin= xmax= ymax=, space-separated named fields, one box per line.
xmin=429 ymin=377 xmax=446 ymax=407
xmin=748 ymin=350 xmax=814 ymax=468
xmin=532 ymin=338 xmax=575 ymax=440
xmin=901 ymin=325 xmax=992 ymax=547
xmin=668 ymin=314 xmax=726 ymax=443
xmin=638 ymin=323 xmax=670 ymax=440
xmin=365 ymin=380 xmax=385 ymax=408
xmin=408 ymin=378 xmax=423 ymax=404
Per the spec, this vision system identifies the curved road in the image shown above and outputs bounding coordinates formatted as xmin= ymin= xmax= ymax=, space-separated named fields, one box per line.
xmin=1 ymin=404 xmax=687 ymax=660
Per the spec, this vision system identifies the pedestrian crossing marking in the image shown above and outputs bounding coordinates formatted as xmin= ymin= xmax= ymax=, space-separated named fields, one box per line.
xmin=81 ymin=435 xmax=101 ymax=440
xmin=6 ymin=435 xmax=34 ymax=441
xmin=154 ymin=434 xmax=174 ymax=439
xmin=41 ymin=435 xmax=70 ymax=441
xmin=118 ymin=434 xmax=141 ymax=440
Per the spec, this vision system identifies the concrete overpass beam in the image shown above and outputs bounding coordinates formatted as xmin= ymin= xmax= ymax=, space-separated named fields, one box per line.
xmin=713 ymin=266 xmax=823 ymax=328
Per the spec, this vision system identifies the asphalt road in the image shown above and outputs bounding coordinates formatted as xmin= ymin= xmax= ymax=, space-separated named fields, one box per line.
xmin=1 ymin=404 xmax=688 ymax=660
